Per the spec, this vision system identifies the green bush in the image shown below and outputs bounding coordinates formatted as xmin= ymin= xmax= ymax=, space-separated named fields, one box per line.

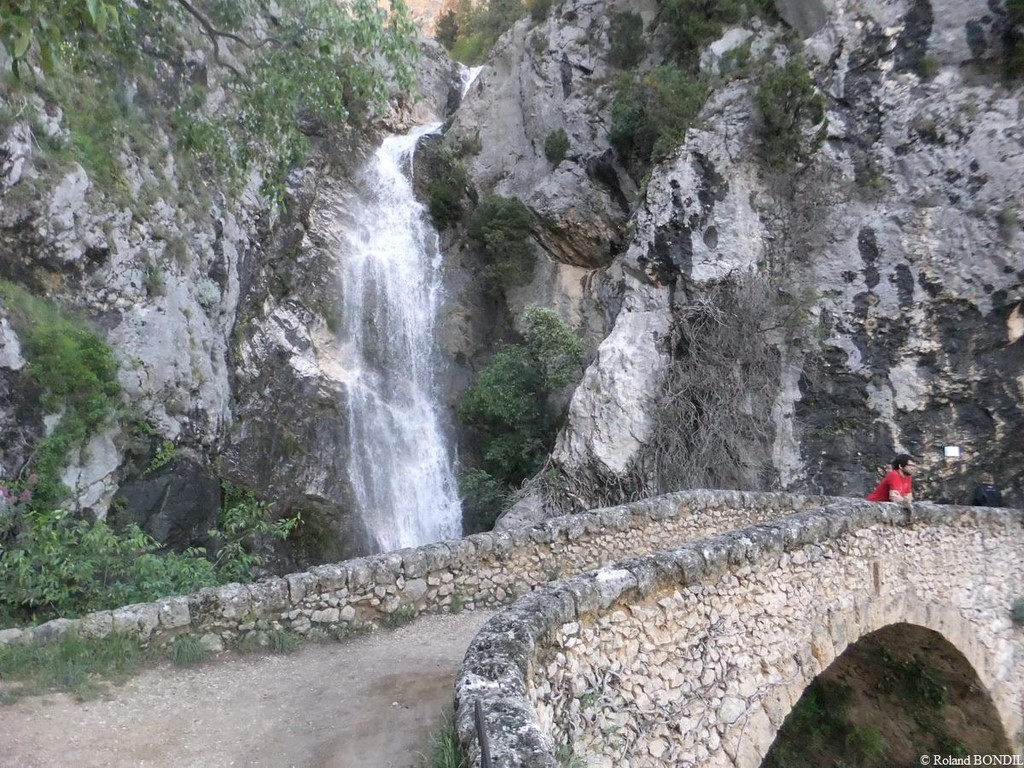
xmin=146 ymin=439 xmax=177 ymax=474
xmin=0 ymin=281 xmax=121 ymax=508
xmin=554 ymin=745 xmax=587 ymax=768
xmin=466 ymin=195 xmax=536 ymax=296
xmin=756 ymin=57 xmax=827 ymax=168
xmin=608 ymin=11 xmax=646 ymax=68
xmin=458 ymin=468 xmax=510 ymax=533
xmin=427 ymin=149 xmax=469 ymax=230
xmin=450 ymin=32 xmax=493 ymax=65
xmin=267 ymin=629 xmax=302 ymax=654
xmin=719 ymin=38 xmax=754 ymax=75
xmin=476 ymin=0 xmax=527 ymax=39
xmin=210 ymin=482 xmax=301 ymax=584
xmin=996 ymin=207 xmax=1018 ymax=242
xmin=459 ymin=346 xmax=543 ymax=472
xmin=384 ymin=605 xmax=419 ymax=628
xmin=0 ymin=483 xmax=299 ymax=626
xmin=421 ymin=716 xmax=466 ymax=768
xmin=938 ymin=735 xmax=969 ymax=758
xmin=543 ymin=129 xmax=570 ymax=166
xmin=845 ymin=724 xmax=886 ymax=765
xmin=285 ymin=504 xmax=346 ymax=566
xmin=610 ymin=66 xmax=710 ymax=171
xmin=522 ymin=305 xmax=585 ymax=389
xmin=878 ymin=650 xmax=947 ymax=707
xmin=457 ymin=306 xmax=582 ymax=492
xmin=235 ymin=628 xmax=302 ymax=654
xmin=41 ymin=62 xmax=156 ymax=202
xmin=765 ymin=678 xmax=851 ymax=767
xmin=917 ymin=55 xmax=939 ymax=80
xmin=0 ymin=508 xmax=219 ymax=622
xmin=656 ymin=0 xmax=743 ymax=64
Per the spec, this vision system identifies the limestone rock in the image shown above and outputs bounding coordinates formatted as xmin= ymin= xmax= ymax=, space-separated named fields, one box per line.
xmin=0 ymin=318 xmax=23 ymax=371
xmin=460 ymin=0 xmax=1024 ymax=512
xmin=111 ymin=457 xmax=221 ymax=553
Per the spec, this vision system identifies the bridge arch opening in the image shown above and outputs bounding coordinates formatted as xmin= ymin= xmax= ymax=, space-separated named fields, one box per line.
xmin=762 ymin=622 xmax=1012 ymax=767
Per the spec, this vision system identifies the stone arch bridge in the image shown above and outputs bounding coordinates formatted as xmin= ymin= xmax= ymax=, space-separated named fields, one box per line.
xmin=455 ymin=499 xmax=1024 ymax=767
xmin=1 ymin=491 xmax=1020 ymax=767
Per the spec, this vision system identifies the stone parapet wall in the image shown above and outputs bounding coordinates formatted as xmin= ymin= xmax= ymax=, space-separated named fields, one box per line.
xmin=0 ymin=490 xmax=831 ymax=649
xmin=455 ymin=501 xmax=1024 ymax=768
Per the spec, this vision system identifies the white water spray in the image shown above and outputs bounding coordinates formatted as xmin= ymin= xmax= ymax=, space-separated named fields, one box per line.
xmin=336 ymin=123 xmax=461 ymax=553
xmin=461 ymin=65 xmax=484 ymax=98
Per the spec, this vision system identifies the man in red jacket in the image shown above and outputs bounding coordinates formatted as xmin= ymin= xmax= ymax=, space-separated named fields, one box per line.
xmin=867 ymin=454 xmax=915 ymax=503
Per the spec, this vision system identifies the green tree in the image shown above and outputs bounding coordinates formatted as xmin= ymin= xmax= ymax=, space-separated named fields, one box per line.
xmin=610 ymin=66 xmax=710 ymax=171
xmin=466 ymin=195 xmax=536 ymax=296
xmin=478 ymin=0 xmax=526 ymax=39
xmin=458 ymin=468 xmax=507 ymax=533
xmin=522 ymin=305 xmax=584 ymax=390
xmin=0 ymin=0 xmax=122 ymax=77
xmin=426 ymin=145 xmax=469 ymax=229
xmin=448 ymin=0 xmax=525 ymax=63
xmin=435 ymin=9 xmax=459 ymax=49
xmin=210 ymin=482 xmax=300 ymax=583
xmin=458 ymin=306 xmax=583 ymax=492
xmin=608 ymin=11 xmax=646 ymax=69
xmin=756 ymin=57 xmax=827 ymax=168
xmin=527 ymin=0 xmax=552 ymax=23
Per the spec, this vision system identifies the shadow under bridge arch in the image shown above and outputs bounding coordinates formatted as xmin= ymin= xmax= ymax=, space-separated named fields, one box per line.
xmin=763 ymin=622 xmax=1013 ymax=767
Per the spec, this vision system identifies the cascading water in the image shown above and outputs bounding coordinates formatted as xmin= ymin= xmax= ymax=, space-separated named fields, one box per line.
xmin=336 ymin=123 xmax=462 ymax=553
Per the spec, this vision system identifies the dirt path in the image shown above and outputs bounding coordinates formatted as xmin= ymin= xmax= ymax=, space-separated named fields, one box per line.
xmin=0 ymin=610 xmax=494 ymax=768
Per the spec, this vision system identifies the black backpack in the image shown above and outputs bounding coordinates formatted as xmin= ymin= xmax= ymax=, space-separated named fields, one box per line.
xmin=971 ymin=484 xmax=1004 ymax=507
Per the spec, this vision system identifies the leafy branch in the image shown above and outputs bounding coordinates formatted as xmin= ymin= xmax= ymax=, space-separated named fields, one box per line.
xmin=171 ymin=0 xmax=250 ymax=77
xmin=0 ymin=0 xmax=421 ymax=201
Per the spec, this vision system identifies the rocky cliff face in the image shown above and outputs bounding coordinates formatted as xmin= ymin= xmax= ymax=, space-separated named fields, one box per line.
xmin=0 ymin=89 xmax=266 ymax=522
xmin=0 ymin=0 xmax=1020 ymax=563
xmin=0 ymin=30 xmax=460 ymax=562
xmin=444 ymin=0 xmax=1023 ymax=518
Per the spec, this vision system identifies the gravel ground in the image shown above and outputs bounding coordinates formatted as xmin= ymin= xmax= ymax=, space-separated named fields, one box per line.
xmin=0 ymin=610 xmax=494 ymax=768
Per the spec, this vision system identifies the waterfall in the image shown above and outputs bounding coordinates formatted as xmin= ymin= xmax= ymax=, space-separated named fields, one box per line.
xmin=461 ymin=65 xmax=484 ymax=98
xmin=336 ymin=123 xmax=461 ymax=553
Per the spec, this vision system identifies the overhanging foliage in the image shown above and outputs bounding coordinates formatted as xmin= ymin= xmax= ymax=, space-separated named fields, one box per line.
xmin=0 ymin=0 xmax=420 ymax=201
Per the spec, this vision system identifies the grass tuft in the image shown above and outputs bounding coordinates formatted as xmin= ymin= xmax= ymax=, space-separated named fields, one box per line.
xmin=169 ymin=635 xmax=209 ymax=667
xmin=419 ymin=716 xmax=466 ymax=768
xmin=267 ymin=630 xmax=301 ymax=654
xmin=0 ymin=632 xmax=152 ymax=703
xmin=383 ymin=606 xmax=419 ymax=629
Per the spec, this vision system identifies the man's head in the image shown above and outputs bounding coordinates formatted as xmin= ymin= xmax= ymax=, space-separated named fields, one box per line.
xmin=892 ymin=454 xmax=914 ymax=474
